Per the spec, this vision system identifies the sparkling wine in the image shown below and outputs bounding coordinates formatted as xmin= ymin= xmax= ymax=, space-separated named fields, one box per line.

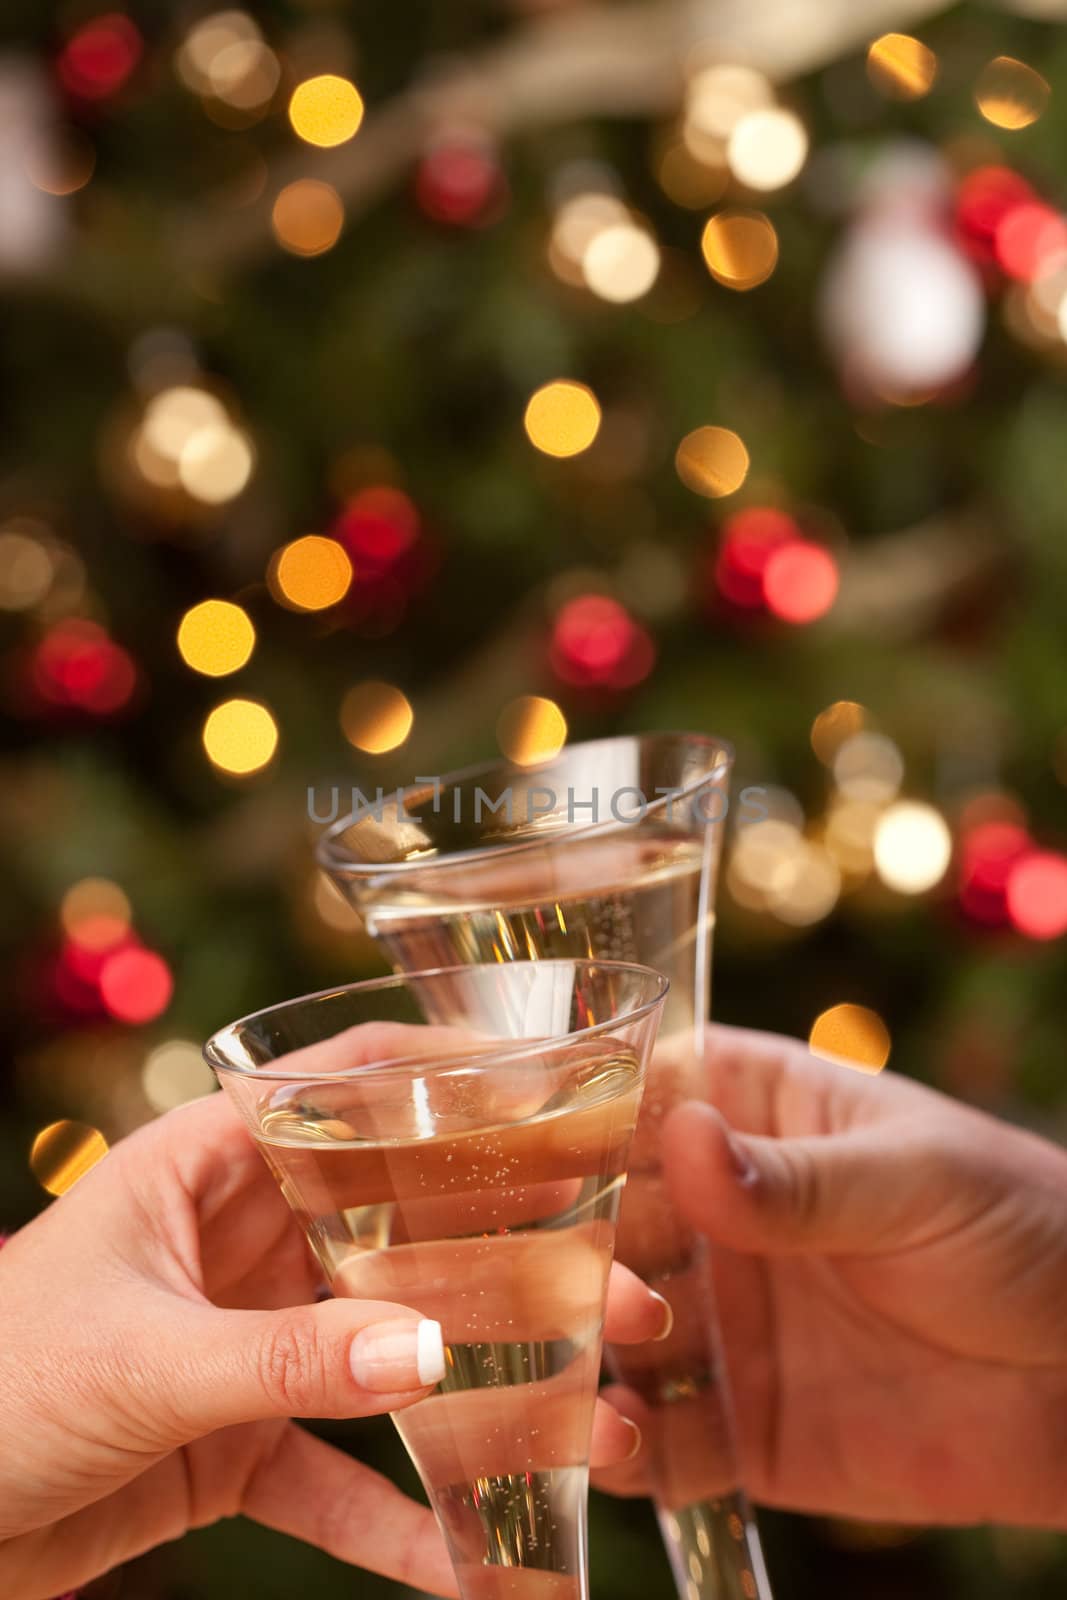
xmin=357 ymin=831 xmax=766 ymax=1600
xmin=253 ymin=1043 xmax=643 ymax=1600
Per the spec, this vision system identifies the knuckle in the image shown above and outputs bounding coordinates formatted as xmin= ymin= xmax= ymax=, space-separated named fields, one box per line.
xmin=256 ymin=1313 xmax=326 ymax=1413
xmin=779 ymin=1146 xmax=820 ymax=1234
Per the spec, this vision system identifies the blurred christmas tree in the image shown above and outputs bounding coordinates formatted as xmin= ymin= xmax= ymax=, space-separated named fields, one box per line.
xmin=3 ymin=1 xmax=1067 ymax=1596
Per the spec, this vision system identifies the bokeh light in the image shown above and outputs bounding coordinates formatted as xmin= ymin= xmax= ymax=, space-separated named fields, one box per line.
xmin=177 ymin=11 xmax=260 ymax=93
xmin=655 ymin=140 xmax=728 ymax=209
xmin=550 ymin=595 xmax=655 ymax=689
xmin=675 ymin=426 xmax=749 ymax=498
xmin=334 ymin=486 xmax=420 ymax=571
xmin=271 ymin=180 xmax=345 ymax=257
xmin=824 ymin=798 xmax=883 ymax=877
xmin=1006 ymin=850 xmax=1067 ymax=939
xmin=994 ymin=203 xmax=1067 ymax=282
xmin=811 ymin=701 xmax=868 ymax=766
xmin=975 ymin=56 xmax=1050 ymax=129
xmin=416 ymin=135 xmax=503 ymax=227
xmin=289 ymin=75 xmax=364 ymax=147
xmin=809 ymin=1003 xmax=891 ymax=1073
xmin=524 ymin=381 xmax=602 ymax=457
xmin=833 ymin=733 xmax=904 ymax=804
xmin=768 ymin=839 xmax=841 ymax=926
xmin=340 ymin=681 xmax=414 ymax=753
xmin=727 ymin=109 xmax=808 ymax=192
xmin=958 ymin=819 xmax=1030 ymax=925
xmin=684 ymin=64 xmax=772 ymax=151
xmin=177 ymin=599 xmax=255 ymax=677
xmin=0 ymin=527 xmax=54 ymax=611
xmin=763 ymin=540 xmax=839 ymax=624
xmin=178 ymin=425 xmax=255 ymax=504
xmin=712 ymin=508 xmax=799 ymax=608
xmin=874 ymin=801 xmax=953 ymax=893
xmin=583 ymin=221 xmax=661 ymax=303
xmin=142 ymin=1040 xmax=216 ymax=1111
xmin=23 ymin=127 xmax=96 ymax=196
xmin=272 ymin=535 xmax=353 ymax=611
xmin=202 ymin=698 xmax=279 ymax=775
xmin=30 ymin=1120 xmax=109 ymax=1196
xmin=701 ymin=209 xmax=778 ymax=290
xmin=60 ymin=879 xmax=132 ymax=952
xmin=100 ymin=948 xmax=174 ymax=1024
xmin=497 ymin=695 xmax=568 ymax=765
xmin=32 ymin=621 xmax=137 ymax=715
xmin=549 ymin=192 xmax=629 ymax=283
xmin=58 ymin=13 xmax=142 ymax=101
xmin=866 ymin=34 xmax=939 ymax=100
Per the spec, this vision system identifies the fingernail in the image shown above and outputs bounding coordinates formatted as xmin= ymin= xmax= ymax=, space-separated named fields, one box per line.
xmin=621 ymin=1418 xmax=643 ymax=1461
xmin=350 ymin=1318 xmax=445 ymax=1392
xmin=725 ymin=1128 xmax=759 ymax=1188
xmin=650 ymin=1291 xmax=674 ymax=1342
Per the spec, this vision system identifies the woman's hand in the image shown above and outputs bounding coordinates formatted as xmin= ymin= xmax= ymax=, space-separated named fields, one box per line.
xmin=596 ymin=1023 xmax=1067 ymax=1529
xmin=0 ymin=1089 xmax=663 ymax=1600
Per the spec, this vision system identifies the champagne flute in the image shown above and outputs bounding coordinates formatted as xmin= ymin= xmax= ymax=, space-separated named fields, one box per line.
xmin=206 ymin=958 xmax=667 ymax=1600
xmin=318 ymin=732 xmax=773 ymax=1600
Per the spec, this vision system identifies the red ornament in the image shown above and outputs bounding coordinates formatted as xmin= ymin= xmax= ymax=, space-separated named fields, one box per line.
xmin=763 ymin=539 xmax=839 ymax=624
xmin=550 ymin=595 xmax=655 ymax=689
xmin=1006 ymin=850 xmax=1067 ymax=940
xmin=415 ymin=136 xmax=506 ymax=227
xmin=58 ymin=13 xmax=142 ymax=101
xmin=32 ymin=621 xmax=137 ymax=715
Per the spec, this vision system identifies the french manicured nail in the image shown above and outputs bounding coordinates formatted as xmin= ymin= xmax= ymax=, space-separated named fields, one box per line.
xmin=725 ymin=1128 xmax=759 ymax=1188
xmin=621 ymin=1418 xmax=643 ymax=1461
xmin=350 ymin=1318 xmax=445 ymax=1392
xmin=650 ymin=1291 xmax=674 ymax=1342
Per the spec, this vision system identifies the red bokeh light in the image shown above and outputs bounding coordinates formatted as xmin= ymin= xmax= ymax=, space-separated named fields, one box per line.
xmin=1006 ymin=850 xmax=1067 ymax=940
xmin=32 ymin=621 xmax=137 ymax=714
xmin=415 ymin=139 xmax=506 ymax=227
xmin=958 ymin=820 xmax=1031 ymax=925
xmin=333 ymin=487 xmax=420 ymax=572
xmin=712 ymin=508 xmax=797 ymax=609
xmin=99 ymin=948 xmax=174 ymax=1024
xmin=550 ymin=595 xmax=655 ymax=689
xmin=955 ymin=166 xmax=1034 ymax=264
xmin=58 ymin=13 xmax=142 ymax=101
xmin=994 ymin=203 xmax=1067 ymax=283
xmin=762 ymin=540 xmax=839 ymax=624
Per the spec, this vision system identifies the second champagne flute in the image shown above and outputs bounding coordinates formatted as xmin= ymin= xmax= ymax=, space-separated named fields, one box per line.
xmin=318 ymin=732 xmax=773 ymax=1600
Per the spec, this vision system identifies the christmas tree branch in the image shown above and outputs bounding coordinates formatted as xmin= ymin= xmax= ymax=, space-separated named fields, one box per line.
xmin=180 ymin=0 xmax=956 ymax=273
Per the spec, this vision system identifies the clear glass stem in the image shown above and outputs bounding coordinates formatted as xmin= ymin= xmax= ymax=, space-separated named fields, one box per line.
xmin=658 ymin=1493 xmax=769 ymax=1600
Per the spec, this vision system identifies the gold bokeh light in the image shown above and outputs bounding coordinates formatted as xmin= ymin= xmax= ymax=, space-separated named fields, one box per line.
xmin=582 ymin=222 xmax=661 ymax=303
xmin=809 ymin=1003 xmax=891 ymax=1074
xmin=289 ymin=74 xmax=365 ymax=147
xmin=873 ymin=801 xmax=952 ymax=894
xmin=202 ymin=698 xmax=279 ymax=775
xmin=524 ymin=381 xmax=602 ymax=457
xmin=497 ymin=696 xmax=568 ymax=766
xmin=866 ymin=34 xmax=939 ymax=100
xmin=272 ymin=535 xmax=353 ymax=611
xmin=178 ymin=426 xmax=254 ymax=504
xmin=30 ymin=1120 xmax=109 ymax=1196
xmin=675 ymin=426 xmax=749 ymax=498
xmin=701 ymin=209 xmax=778 ymax=290
xmin=340 ymin=681 xmax=414 ymax=754
xmin=272 ymin=180 xmax=345 ymax=257
xmin=177 ymin=599 xmax=255 ymax=676
xmin=810 ymin=700 xmax=868 ymax=765
xmin=975 ymin=56 xmax=1050 ymax=129
xmin=60 ymin=878 xmax=131 ymax=949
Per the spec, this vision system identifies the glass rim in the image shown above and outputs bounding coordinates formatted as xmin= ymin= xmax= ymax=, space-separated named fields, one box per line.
xmin=316 ymin=728 xmax=734 ymax=878
xmin=203 ymin=958 xmax=670 ymax=1082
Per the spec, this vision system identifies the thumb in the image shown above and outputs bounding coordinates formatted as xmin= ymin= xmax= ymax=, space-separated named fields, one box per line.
xmin=663 ymin=1100 xmax=918 ymax=1256
xmin=148 ymin=1297 xmax=446 ymax=1439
